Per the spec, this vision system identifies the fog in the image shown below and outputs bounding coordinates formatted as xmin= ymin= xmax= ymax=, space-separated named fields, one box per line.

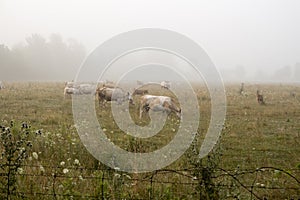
xmin=0 ymin=0 xmax=300 ymax=82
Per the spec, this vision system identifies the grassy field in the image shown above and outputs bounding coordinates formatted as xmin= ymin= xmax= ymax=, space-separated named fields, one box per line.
xmin=0 ymin=82 xmax=300 ymax=199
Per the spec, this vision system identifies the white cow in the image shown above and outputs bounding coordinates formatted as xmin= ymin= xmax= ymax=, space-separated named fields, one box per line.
xmin=78 ymin=84 xmax=95 ymax=94
xmin=160 ymin=81 xmax=171 ymax=89
xmin=139 ymin=95 xmax=181 ymax=119
xmin=64 ymin=82 xmax=95 ymax=98
xmin=97 ymin=87 xmax=133 ymax=105
xmin=65 ymin=81 xmax=76 ymax=88
xmin=64 ymin=87 xmax=80 ymax=97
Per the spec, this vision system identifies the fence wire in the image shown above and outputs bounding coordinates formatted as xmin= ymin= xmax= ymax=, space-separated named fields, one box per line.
xmin=0 ymin=164 xmax=299 ymax=199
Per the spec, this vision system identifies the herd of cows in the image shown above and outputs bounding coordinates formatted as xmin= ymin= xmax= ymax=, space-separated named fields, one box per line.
xmin=64 ymin=80 xmax=182 ymax=118
xmin=2 ymin=80 xmax=293 ymax=120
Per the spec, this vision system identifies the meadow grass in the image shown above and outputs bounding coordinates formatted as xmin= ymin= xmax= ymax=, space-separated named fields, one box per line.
xmin=0 ymin=82 xmax=299 ymax=199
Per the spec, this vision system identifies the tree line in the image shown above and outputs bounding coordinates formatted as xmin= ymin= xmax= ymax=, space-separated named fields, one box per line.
xmin=0 ymin=34 xmax=86 ymax=81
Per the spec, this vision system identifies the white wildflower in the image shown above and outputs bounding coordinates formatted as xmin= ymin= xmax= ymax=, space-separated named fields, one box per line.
xmin=114 ymin=173 xmax=121 ymax=178
xmin=40 ymin=165 xmax=45 ymax=173
xmin=60 ymin=161 xmax=65 ymax=166
xmin=74 ymin=159 xmax=80 ymax=165
xmin=78 ymin=175 xmax=83 ymax=181
xmin=103 ymin=128 xmax=107 ymax=132
xmin=123 ymin=174 xmax=131 ymax=179
xmin=63 ymin=168 xmax=69 ymax=174
xmin=32 ymin=152 xmax=38 ymax=160
xmin=17 ymin=167 xmax=24 ymax=174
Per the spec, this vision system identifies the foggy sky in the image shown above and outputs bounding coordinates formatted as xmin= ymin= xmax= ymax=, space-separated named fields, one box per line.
xmin=1 ymin=0 xmax=300 ymax=81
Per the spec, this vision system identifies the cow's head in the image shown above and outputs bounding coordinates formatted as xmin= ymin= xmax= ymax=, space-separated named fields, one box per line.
xmin=127 ymin=92 xmax=134 ymax=105
xmin=176 ymin=108 xmax=182 ymax=119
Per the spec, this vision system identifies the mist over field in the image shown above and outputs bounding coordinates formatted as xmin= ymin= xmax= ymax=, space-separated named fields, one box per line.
xmin=0 ymin=34 xmax=85 ymax=81
xmin=1 ymin=35 xmax=299 ymax=83
xmin=1 ymin=0 xmax=300 ymax=83
xmin=1 ymin=1 xmax=300 ymax=199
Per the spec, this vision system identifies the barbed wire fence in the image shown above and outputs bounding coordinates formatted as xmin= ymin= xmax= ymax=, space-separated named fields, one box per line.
xmin=1 ymin=121 xmax=300 ymax=199
xmin=0 ymin=163 xmax=300 ymax=199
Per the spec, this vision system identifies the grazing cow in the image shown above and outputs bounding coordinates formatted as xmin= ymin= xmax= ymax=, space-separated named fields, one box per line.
xmin=64 ymin=87 xmax=80 ymax=97
xmin=77 ymin=84 xmax=95 ymax=94
xmin=65 ymin=81 xmax=76 ymax=88
xmin=97 ymin=87 xmax=133 ymax=105
xmin=132 ymin=88 xmax=149 ymax=96
xmin=256 ymin=90 xmax=265 ymax=105
xmin=160 ymin=81 xmax=171 ymax=89
xmin=139 ymin=95 xmax=181 ymax=119
xmin=64 ymin=82 xmax=95 ymax=98
xmin=103 ymin=83 xmax=116 ymax=88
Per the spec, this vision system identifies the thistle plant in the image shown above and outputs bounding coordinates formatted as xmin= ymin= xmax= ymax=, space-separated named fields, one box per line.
xmin=0 ymin=121 xmax=35 ymax=199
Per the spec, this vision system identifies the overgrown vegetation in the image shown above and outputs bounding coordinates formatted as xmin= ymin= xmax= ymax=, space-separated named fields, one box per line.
xmin=0 ymin=121 xmax=36 ymax=199
xmin=0 ymin=82 xmax=299 ymax=199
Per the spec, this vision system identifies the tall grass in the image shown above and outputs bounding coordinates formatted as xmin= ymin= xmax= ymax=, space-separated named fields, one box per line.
xmin=0 ymin=82 xmax=299 ymax=199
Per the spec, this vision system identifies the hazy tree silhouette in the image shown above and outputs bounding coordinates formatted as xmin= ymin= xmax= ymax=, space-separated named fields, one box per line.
xmin=0 ymin=34 xmax=86 ymax=81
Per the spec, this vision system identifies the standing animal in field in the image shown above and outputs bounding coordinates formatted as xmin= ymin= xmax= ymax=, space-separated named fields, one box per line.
xmin=160 ymin=81 xmax=171 ymax=90
xmin=290 ymin=91 xmax=296 ymax=98
xmin=132 ymin=88 xmax=149 ymax=96
xmin=97 ymin=87 xmax=133 ymax=105
xmin=77 ymin=84 xmax=95 ymax=95
xmin=139 ymin=95 xmax=181 ymax=119
xmin=64 ymin=87 xmax=80 ymax=97
xmin=65 ymin=81 xmax=76 ymax=88
xmin=256 ymin=90 xmax=265 ymax=105
xmin=64 ymin=82 xmax=95 ymax=98
xmin=103 ymin=83 xmax=116 ymax=88
xmin=102 ymin=80 xmax=116 ymax=88
xmin=64 ymin=81 xmax=78 ymax=98
xmin=239 ymin=82 xmax=245 ymax=95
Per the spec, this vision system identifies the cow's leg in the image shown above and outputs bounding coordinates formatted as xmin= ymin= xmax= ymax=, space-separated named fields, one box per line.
xmin=139 ymin=104 xmax=149 ymax=119
xmin=139 ymin=105 xmax=144 ymax=119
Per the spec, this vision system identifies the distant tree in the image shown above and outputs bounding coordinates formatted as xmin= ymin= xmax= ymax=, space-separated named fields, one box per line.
xmin=1 ymin=34 xmax=86 ymax=81
xmin=0 ymin=44 xmax=11 ymax=80
xmin=24 ymin=34 xmax=50 ymax=80
xmin=47 ymin=34 xmax=86 ymax=80
xmin=25 ymin=34 xmax=47 ymax=49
